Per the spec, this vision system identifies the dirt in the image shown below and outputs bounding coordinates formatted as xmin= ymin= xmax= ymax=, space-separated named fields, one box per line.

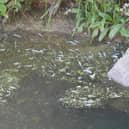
xmin=4 ymin=10 xmax=76 ymax=34
xmin=1 ymin=8 xmax=127 ymax=45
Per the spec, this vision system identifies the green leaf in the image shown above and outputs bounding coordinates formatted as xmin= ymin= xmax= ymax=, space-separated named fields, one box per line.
xmin=15 ymin=2 xmax=22 ymax=12
xmin=89 ymin=22 xmax=101 ymax=29
xmin=99 ymin=19 xmax=106 ymax=31
xmin=98 ymin=28 xmax=109 ymax=42
xmin=0 ymin=4 xmax=6 ymax=16
xmin=99 ymin=12 xmax=112 ymax=22
xmin=0 ymin=0 xmax=5 ymax=4
xmin=92 ymin=28 xmax=99 ymax=38
xmin=77 ymin=23 xmax=85 ymax=32
xmin=120 ymin=27 xmax=129 ymax=37
xmin=70 ymin=8 xmax=79 ymax=13
xmin=109 ymin=24 xmax=122 ymax=39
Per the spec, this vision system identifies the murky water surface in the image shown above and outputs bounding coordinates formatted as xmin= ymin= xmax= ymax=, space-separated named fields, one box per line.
xmin=0 ymin=31 xmax=129 ymax=129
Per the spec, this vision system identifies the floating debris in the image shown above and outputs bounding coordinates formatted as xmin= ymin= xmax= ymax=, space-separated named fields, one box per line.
xmin=0 ymin=49 xmax=6 ymax=52
xmin=66 ymin=40 xmax=80 ymax=45
xmin=31 ymin=49 xmax=45 ymax=54
xmin=13 ymin=33 xmax=22 ymax=38
xmin=0 ymin=36 xmax=128 ymax=111
xmin=0 ymin=69 xmax=20 ymax=102
xmin=59 ymin=84 xmax=129 ymax=108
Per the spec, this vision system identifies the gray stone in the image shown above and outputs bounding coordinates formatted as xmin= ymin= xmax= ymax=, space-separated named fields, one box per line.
xmin=108 ymin=48 xmax=129 ymax=87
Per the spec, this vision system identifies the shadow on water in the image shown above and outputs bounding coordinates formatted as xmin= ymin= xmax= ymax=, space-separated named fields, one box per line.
xmin=0 ymin=72 xmax=128 ymax=129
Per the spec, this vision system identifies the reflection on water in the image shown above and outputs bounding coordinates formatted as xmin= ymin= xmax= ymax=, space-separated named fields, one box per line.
xmin=0 ymin=73 xmax=128 ymax=129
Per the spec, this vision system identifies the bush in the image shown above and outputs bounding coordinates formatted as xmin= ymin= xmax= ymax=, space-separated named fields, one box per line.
xmin=72 ymin=0 xmax=129 ymax=41
xmin=0 ymin=0 xmax=33 ymax=17
xmin=0 ymin=0 xmax=6 ymax=16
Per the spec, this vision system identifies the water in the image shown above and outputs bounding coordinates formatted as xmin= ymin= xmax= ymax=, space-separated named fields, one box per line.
xmin=0 ymin=31 xmax=128 ymax=129
xmin=0 ymin=73 xmax=128 ymax=129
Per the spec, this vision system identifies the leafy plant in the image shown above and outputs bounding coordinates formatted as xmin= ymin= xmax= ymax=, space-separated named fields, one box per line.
xmin=0 ymin=0 xmax=7 ymax=16
xmin=0 ymin=0 xmax=26 ymax=17
xmin=72 ymin=0 xmax=129 ymax=41
xmin=7 ymin=0 xmax=25 ymax=13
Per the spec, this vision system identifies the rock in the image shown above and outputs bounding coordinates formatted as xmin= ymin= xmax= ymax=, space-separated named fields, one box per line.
xmin=108 ymin=48 xmax=129 ymax=87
